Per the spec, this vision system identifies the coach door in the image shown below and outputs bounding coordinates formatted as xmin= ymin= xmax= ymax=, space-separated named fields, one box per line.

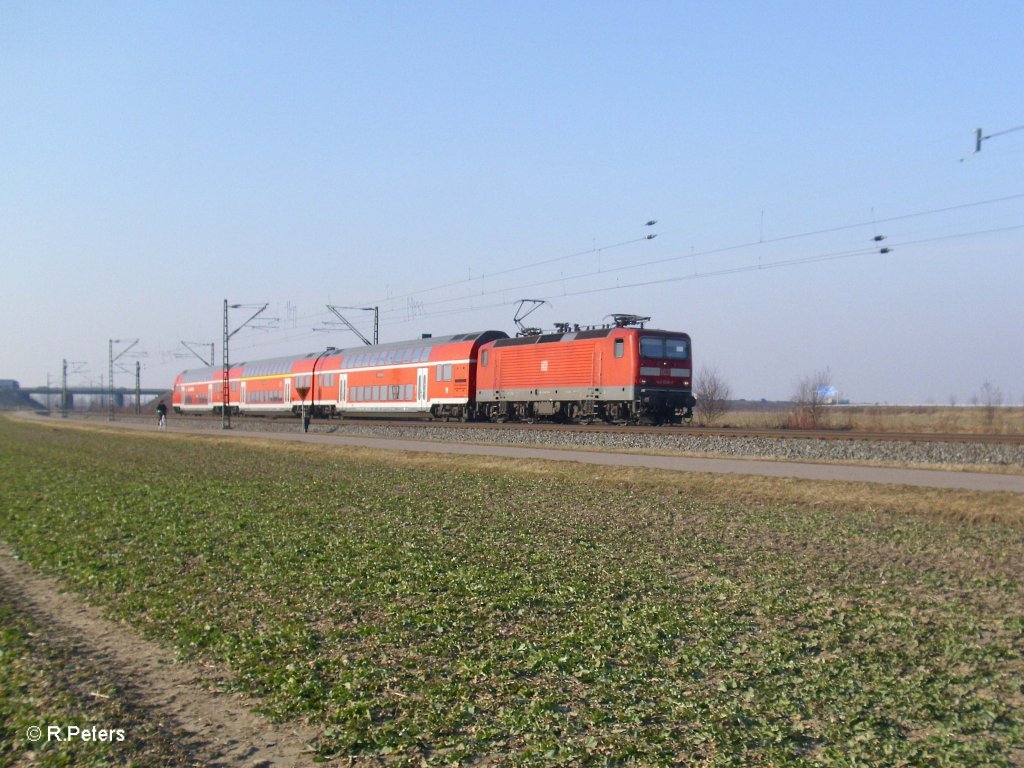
xmin=339 ymin=374 xmax=347 ymax=406
xmin=417 ymin=367 xmax=429 ymax=410
xmin=284 ymin=377 xmax=291 ymax=406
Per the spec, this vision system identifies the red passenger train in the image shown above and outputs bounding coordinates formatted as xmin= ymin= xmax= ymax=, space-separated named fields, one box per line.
xmin=172 ymin=321 xmax=696 ymax=424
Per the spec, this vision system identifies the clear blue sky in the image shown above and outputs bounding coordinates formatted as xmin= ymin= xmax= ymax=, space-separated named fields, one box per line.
xmin=2 ymin=1 xmax=1022 ymax=403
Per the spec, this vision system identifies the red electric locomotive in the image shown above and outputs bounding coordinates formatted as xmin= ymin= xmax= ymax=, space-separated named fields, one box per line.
xmin=474 ymin=318 xmax=695 ymax=424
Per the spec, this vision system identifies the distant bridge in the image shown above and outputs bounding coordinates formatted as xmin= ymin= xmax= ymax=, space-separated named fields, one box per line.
xmin=21 ymin=386 xmax=167 ymax=397
xmin=15 ymin=384 xmax=168 ymax=409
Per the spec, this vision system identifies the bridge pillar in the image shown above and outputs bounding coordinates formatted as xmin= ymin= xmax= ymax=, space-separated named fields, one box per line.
xmin=114 ymin=392 xmax=125 ymax=407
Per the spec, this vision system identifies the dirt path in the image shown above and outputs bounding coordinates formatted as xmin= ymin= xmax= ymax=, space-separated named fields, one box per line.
xmin=0 ymin=546 xmax=321 ymax=767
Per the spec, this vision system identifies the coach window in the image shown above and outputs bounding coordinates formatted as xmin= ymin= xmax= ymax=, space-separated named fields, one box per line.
xmin=614 ymin=339 xmax=624 ymax=359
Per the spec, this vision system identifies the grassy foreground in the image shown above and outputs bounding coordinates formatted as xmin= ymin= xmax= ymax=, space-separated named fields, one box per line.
xmin=1 ymin=417 xmax=1022 ymax=766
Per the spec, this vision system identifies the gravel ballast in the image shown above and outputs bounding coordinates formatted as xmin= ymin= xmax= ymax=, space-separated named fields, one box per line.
xmin=81 ymin=414 xmax=1024 ymax=469
xmin=242 ymin=420 xmax=1024 ymax=469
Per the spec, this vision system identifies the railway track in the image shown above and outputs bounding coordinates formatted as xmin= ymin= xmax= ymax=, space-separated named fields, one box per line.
xmin=177 ymin=413 xmax=1024 ymax=446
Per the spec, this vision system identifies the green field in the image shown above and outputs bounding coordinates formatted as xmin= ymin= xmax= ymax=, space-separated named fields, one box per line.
xmin=1 ymin=418 xmax=1022 ymax=766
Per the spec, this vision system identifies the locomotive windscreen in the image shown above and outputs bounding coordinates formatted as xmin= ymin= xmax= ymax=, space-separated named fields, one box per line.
xmin=639 ymin=336 xmax=690 ymax=360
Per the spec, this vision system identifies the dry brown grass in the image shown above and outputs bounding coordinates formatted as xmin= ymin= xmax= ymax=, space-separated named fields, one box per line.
xmin=721 ymin=404 xmax=1024 ymax=435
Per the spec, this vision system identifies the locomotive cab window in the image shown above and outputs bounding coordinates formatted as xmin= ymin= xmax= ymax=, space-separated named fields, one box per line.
xmin=666 ymin=338 xmax=690 ymax=360
xmin=481 ymin=350 xmax=489 ymax=367
xmin=614 ymin=339 xmax=624 ymax=358
xmin=640 ymin=336 xmax=690 ymax=360
xmin=640 ymin=337 xmax=663 ymax=359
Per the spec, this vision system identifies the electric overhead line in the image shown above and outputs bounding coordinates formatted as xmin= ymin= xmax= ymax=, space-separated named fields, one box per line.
xmin=371 ymin=191 xmax=1023 ymax=314
xmin=368 ymin=192 xmax=1024 ymax=325
xmin=366 ymin=229 xmax=659 ymax=306
xmin=361 ymin=222 xmax=1024 ymax=327
xmin=209 ymin=193 xmax=1024 ymax=355
xmin=545 ymin=222 xmax=1024 ymax=301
